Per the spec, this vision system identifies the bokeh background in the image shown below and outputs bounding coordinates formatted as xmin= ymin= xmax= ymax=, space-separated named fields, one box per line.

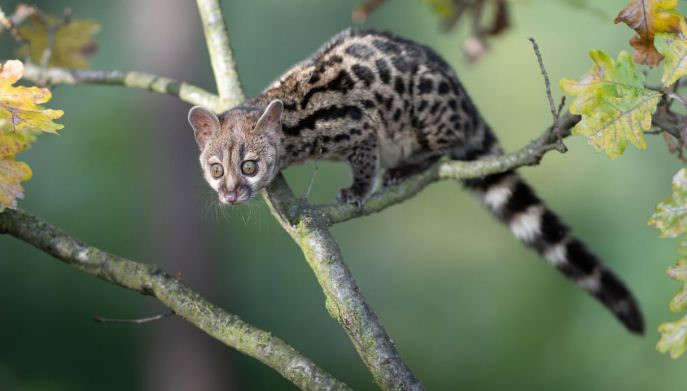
xmin=1 ymin=0 xmax=686 ymax=390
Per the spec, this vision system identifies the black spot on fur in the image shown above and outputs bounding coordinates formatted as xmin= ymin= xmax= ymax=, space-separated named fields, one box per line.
xmin=345 ymin=43 xmax=375 ymax=59
xmin=418 ymin=78 xmax=433 ymax=94
xmin=375 ymin=59 xmax=391 ymax=84
xmin=309 ymin=73 xmax=321 ymax=84
xmin=393 ymin=108 xmax=401 ymax=122
xmin=394 ymin=77 xmax=406 ymax=95
xmin=391 ymin=56 xmax=410 ymax=73
xmin=372 ymin=39 xmax=401 ymax=54
xmin=301 ymin=70 xmax=354 ymax=109
xmin=352 ymin=64 xmax=376 ymax=86
xmin=283 ymin=101 xmax=298 ymax=111
xmin=438 ymin=81 xmax=450 ymax=94
xmin=374 ymin=93 xmax=393 ymax=111
xmin=429 ymin=102 xmax=440 ymax=115
xmin=334 ymin=133 xmax=351 ymax=142
xmin=418 ymin=100 xmax=428 ymax=112
xmin=283 ymin=105 xmax=363 ymax=135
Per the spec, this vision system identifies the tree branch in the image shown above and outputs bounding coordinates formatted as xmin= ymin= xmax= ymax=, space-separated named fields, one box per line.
xmin=193 ymin=2 xmax=425 ymax=389
xmin=263 ymin=177 xmax=425 ymax=391
xmin=0 ymin=208 xmax=351 ymax=391
xmin=20 ymin=63 xmax=226 ymax=113
xmin=195 ymin=0 xmax=244 ymax=107
xmin=321 ymin=113 xmax=578 ymax=225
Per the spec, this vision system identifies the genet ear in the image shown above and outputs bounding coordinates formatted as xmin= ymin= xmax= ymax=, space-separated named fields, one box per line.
xmin=255 ymin=99 xmax=284 ymax=134
xmin=188 ymin=106 xmax=220 ymax=149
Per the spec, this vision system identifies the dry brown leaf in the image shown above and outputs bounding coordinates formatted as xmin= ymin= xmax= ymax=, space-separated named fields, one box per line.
xmin=615 ymin=0 xmax=683 ymax=66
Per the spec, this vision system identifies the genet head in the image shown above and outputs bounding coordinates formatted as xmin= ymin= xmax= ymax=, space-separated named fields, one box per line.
xmin=188 ymin=99 xmax=283 ymax=204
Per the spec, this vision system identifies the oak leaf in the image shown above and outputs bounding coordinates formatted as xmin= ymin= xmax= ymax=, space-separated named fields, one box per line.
xmin=0 ymin=130 xmax=32 ymax=211
xmin=657 ymin=315 xmax=687 ymax=358
xmin=615 ymin=0 xmax=683 ymax=66
xmin=0 ymin=60 xmax=63 ymax=133
xmin=559 ymin=50 xmax=660 ymax=158
xmin=655 ymin=22 xmax=687 ymax=86
xmin=649 ymin=168 xmax=687 ymax=238
xmin=668 ymin=258 xmax=687 ymax=282
xmin=0 ymin=60 xmax=62 ymax=210
xmin=18 ymin=16 xmax=100 ymax=69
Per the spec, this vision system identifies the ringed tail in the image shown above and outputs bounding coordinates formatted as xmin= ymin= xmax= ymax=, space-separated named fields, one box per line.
xmin=463 ymin=170 xmax=644 ymax=334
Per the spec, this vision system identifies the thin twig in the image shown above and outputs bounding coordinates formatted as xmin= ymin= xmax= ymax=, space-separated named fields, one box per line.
xmin=304 ymin=163 xmax=320 ymax=200
xmin=528 ymin=37 xmax=558 ymax=125
xmin=529 ymin=37 xmax=566 ymax=149
xmin=93 ymin=311 xmax=174 ymax=324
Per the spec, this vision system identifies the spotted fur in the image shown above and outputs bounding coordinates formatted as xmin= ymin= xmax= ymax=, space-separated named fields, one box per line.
xmin=189 ymin=28 xmax=643 ymax=333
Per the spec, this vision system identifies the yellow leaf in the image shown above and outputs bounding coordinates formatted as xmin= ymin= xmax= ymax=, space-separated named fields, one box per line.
xmin=655 ymin=22 xmax=687 ymax=86
xmin=615 ymin=0 xmax=683 ymax=66
xmin=0 ymin=133 xmax=29 ymax=158
xmin=0 ymin=60 xmax=64 ymax=133
xmin=0 ymin=158 xmax=32 ymax=211
xmin=560 ymin=50 xmax=660 ymax=158
xmin=0 ymin=59 xmax=62 ymax=210
xmin=658 ymin=315 xmax=687 ymax=358
xmin=18 ymin=16 xmax=100 ymax=69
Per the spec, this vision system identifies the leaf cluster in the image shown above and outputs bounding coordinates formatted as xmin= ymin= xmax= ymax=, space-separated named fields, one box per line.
xmin=0 ymin=4 xmax=98 ymax=210
xmin=0 ymin=60 xmax=62 ymax=210
xmin=561 ymin=0 xmax=687 ymax=358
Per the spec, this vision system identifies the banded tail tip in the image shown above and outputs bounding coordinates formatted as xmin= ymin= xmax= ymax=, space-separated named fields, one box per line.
xmin=614 ymin=298 xmax=645 ymax=335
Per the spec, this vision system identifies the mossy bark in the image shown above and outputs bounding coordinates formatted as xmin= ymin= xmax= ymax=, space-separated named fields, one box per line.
xmin=0 ymin=208 xmax=351 ymax=391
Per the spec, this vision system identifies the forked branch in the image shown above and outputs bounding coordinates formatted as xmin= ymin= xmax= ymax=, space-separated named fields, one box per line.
xmin=0 ymin=208 xmax=351 ymax=391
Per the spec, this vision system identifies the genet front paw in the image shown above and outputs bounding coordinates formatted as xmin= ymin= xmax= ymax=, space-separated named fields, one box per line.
xmin=336 ymin=187 xmax=367 ymax=207
xmin=382 ymin=168 xmax=407 ymax=187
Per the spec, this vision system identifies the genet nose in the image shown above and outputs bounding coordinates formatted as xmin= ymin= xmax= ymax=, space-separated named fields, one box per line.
xmin=223 ymin=191 xmax=237 ymax=203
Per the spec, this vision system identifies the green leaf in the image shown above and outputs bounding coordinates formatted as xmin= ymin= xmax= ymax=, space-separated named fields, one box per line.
xmin=560 ymin=50 xmax=660 ymax=158
xmin=655 ymin=22 xmax=687 ymax=86
xmin=649 ymin=168 xmax=687 ymax=238
xmin=658 ymin=316 xmax=687 ymax=358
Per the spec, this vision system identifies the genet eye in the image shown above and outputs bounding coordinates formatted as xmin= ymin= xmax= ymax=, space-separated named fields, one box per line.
xmin=241 ymin=160 xmax=257 ymax=176
xmin=210 ymin=163 xmax=224 ymax=178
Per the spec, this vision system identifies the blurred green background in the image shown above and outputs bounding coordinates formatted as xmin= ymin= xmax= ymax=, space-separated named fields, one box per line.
xmin=1 ymin=0 xmax=685 ymax=390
